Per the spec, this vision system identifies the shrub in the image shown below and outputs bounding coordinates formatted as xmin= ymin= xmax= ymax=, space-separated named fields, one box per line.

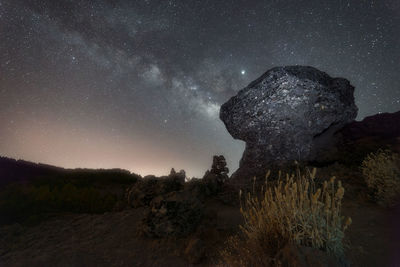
xmin=221 ymin=168 xmax=351 ymax=266
xmin=361 ymin=149 xmax=400 ymax=206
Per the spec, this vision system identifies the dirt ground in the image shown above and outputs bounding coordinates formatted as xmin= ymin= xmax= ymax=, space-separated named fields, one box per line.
xmin=0 ymin=193 xmax=399 ymax=267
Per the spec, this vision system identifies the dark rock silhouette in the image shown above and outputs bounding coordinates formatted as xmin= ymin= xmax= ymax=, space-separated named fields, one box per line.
xmin=318 ymin=110 xmax=400 ymax=165
xmin=339 ymin=111 xmax=400 ymax=140
xmin=220 ymin=66 xmax=358 ymax=181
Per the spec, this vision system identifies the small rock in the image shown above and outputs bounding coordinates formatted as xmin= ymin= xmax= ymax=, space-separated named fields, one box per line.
xmin=184 ymin=238 xmax=205 ymax=264
xmin=275 ymin=244 xmax=341 ymax=267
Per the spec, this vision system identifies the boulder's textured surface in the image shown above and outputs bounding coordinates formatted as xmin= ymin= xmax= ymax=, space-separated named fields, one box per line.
xmin=220 ymin=66 xmax=358 ymax=181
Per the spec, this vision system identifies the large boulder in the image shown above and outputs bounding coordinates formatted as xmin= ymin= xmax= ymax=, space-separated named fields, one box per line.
xmin=220 ymin=66 xmax=358 ymax=181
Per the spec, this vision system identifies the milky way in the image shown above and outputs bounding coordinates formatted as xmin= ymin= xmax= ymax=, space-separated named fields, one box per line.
xmin=0 ymin=0 xmax=399 ymax=177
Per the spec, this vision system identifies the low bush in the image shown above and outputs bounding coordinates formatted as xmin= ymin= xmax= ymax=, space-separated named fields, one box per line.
xmin=361 ymin=149 xmax=400 ymax=206
xmin=221 ymin=168 xmax=351 ymax=266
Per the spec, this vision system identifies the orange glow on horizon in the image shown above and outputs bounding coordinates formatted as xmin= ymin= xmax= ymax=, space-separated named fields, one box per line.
xmin=1 ymin=118 xmax=213 ymax=178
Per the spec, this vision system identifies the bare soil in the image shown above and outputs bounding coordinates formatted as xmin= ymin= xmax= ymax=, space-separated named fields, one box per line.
xmin=1 ymin=188 xmax=399 ymax=266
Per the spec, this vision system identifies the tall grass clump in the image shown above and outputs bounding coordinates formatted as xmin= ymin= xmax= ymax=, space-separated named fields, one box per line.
xmin=221 ymin=168 xmax=351 ymax=266
xmin=361 ymin=149 xmax=400 ymax=206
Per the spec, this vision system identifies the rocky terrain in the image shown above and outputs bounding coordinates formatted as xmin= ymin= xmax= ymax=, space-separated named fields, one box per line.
xmin=0 ymin=159 xmax=399 ymax=266
xmin=1 ymin=66 xmax=399 ymax=266
xmin=326 ymin=110 xmax=400 ymax=165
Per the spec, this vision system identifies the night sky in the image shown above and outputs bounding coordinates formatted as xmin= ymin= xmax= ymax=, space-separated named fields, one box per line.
xmin=0 ymin=0 xmax=399 ymax=177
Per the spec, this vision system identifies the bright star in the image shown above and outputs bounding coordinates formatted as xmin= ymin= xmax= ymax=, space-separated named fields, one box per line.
xmin=241 ymin=70 xmax=246 ymax=75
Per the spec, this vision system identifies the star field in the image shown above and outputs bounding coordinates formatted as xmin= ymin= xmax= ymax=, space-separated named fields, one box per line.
xmin=0 ymin=0 xmax=399 ymax=177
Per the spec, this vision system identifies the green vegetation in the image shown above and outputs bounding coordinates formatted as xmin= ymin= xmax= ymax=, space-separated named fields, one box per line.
xmin=221 ymin=168 xmax=351 ymax=266
xmin=0 ymin=170 xmax=139 ymax=225
xmin=361 ymin=149 xmax=400 ymax=206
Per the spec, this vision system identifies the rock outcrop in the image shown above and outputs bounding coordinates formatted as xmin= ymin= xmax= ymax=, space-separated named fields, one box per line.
xmin=220 ymin=66 xmax=358 ymax=181
xmin=320 ymin=110 xmax=400 ymax=165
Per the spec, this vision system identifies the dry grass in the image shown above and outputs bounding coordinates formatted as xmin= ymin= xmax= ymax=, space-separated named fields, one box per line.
xmin=220 ymin=167 xmax=351 ymax=266
xmin=361 ymin=149 xmax=400 ymax=206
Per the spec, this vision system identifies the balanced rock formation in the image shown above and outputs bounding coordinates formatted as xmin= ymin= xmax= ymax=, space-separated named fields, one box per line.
xmin=220 ymin=66 xmax=358 ymax=181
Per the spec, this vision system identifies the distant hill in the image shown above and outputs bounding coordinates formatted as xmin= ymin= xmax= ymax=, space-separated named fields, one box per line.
xmin=0 ymin=156 xmax=141 ymax=225
xmin=0 ymin=156 xmax=140 ymax=188
xmin=0 ymin=157 xmax=63 ymax=187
